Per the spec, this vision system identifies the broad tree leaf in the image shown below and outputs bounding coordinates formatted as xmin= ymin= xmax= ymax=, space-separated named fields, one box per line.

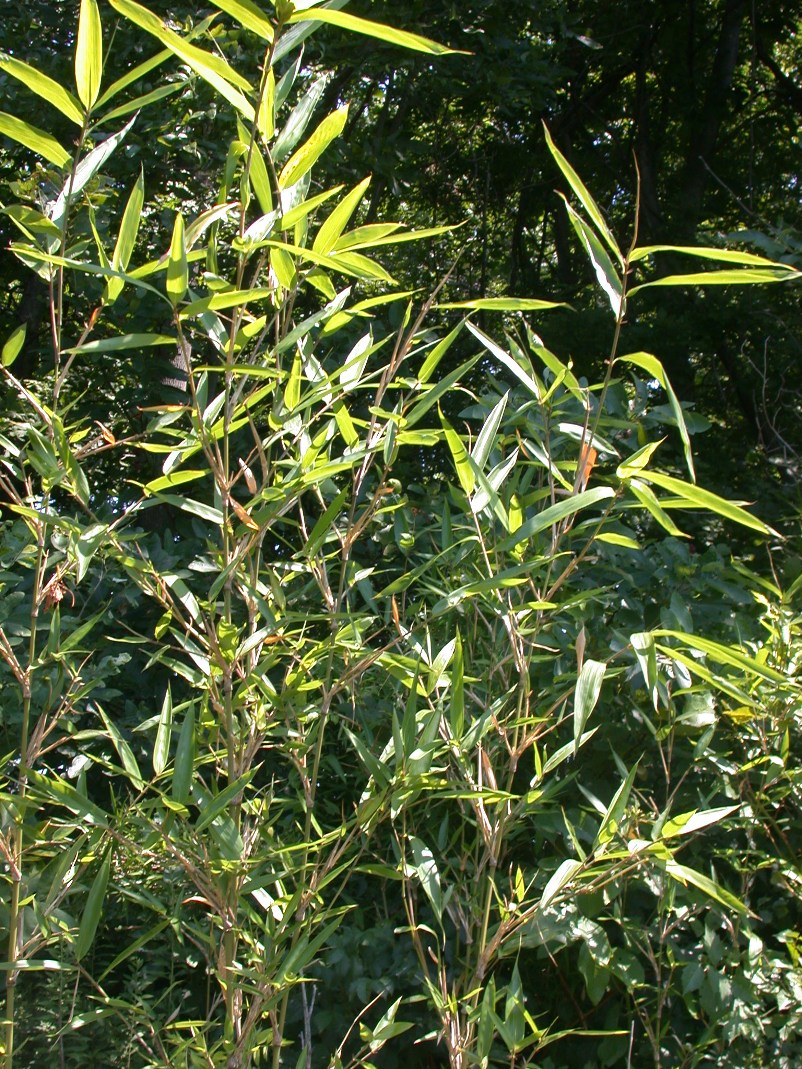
xmin=75 ymin=0 xmax=103 ymax=110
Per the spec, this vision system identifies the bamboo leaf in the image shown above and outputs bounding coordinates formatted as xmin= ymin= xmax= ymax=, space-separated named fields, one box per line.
xmin=209 ymin=0 xmax=274 ymax=40
xmin=629 ymin=268 xmax=798 ymax=295
xmin=652 ymin=629 xmax=785 ymax=682
xmin=543 ymin=123 xmax=623 ymax=264
xmin=166 ymin=213 xmax=187 ymax=306
xmin=50 ymin=115 xmax=138 ymax=230
xmin=595 ymin=764 xmax=638 ymax=849
xmin=664 ymin=860 xmax=750 ymax=915
xmin=540 ymin=858 xmax=583 ymax=908
xmin=287 ymin=8 xmax=462 ymax=56
xmin=2 ymin=324 xmax=27 ymax=368
xmin=408 ymin=836 xmax=444 ymax=920
xmin=0 ymin=54 xmax=84 ymax=125
xmin=438 ymin=297 xmax=567 ymax=312
xmin=563 ymin=198 xmax=624 ymax=317
xmin=615 ymin=352 xmax=694 ymax=478
xmin=153 ymin=685 xmax=173 ymax=776
xmin=660 ymin=805 xmax=740 ymax=840
xmin=0 ymin=112 xmax=71 ymax=168
xmin=66 ymin=333 xmax=174 ymax=354
xmin=107 ymin=0 xmax=255 ymax=119
xmin=97 ymin=706 xmax=144 ymax=790
xmin=497 ymin=487 xmax=615 ymax=553
xmin=76 ymin=851 xmax=111 ymax=960
xmin=628 ymin=478 xmax=687 ymax=538
xmin=279 ymin=106 xmax=349 ymax=190
xmin=105 ymin=169 xmax=144 ymax=303
xmin=629 ymin=244 xmax=797 ymax=266
xmin=314 ymin=176 xmax=371 ymax=255
xmin=574 ymin=659 xmax=606 ymax=754
xmin=75 ymin=0 xmax=103 ymax=110
xmin=638 ymin=470 xmax=774 ymax=535
xmin=472 ymin=391 xmax=508 ymax=470
xmin=467 ymin=321 xmax=542 ymax=399
xmin=172 ymin=706 xmax=195 ymax=805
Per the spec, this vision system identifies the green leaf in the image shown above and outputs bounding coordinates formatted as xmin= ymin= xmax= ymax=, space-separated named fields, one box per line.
xmin=497 ymin=487 xmax=615 ymax=553
xmin=0 ymin=54 xmax=84 ymax=125
xmin=595 ymin=764 xmax=638 ymax=849
xmin=76 ymin=851 xmax=111 ymax=960
xmin=541 ymin=858 xmax=583 ymax=908
xmin=438 ymin=297 xmax=567 ymax=312
xmin=441 ymin=411 xmax=475 ymax=496
xmin=450 ymin=631 xmax=465 ymax=739
xmin=629 ymin=268 xmax=798 ymax=295
xmin=194 ymin=771 xmax=256 ymax=834
xmin=615 ymin=439 xmax=665 ymax=480
xmin=100 ymin=81 xmax=182 ymax=124
xmin=408 ymin=836 xmax=443 ymax=921
xmin=660 ymin=806 xmax=740 ymax=840
xmin=628 ymin=478 xmax=687 ymax=537
xmin=209 ymin=0 xmax=274 ymax=40
xmin=105 ymin=169 xmax=144 ymax=302
xmin=574 ymin=659 xmax=606 ymax=754
xmin=629 ymin=244 xmax=797 ymax=266
xmin=107 ymin=0 xmax=254 ymax=119
xmin=563 ymin=198 xmax=624 ymax=317
xmin=616 ymin=352 xmax=693 ymax=480
xmin=153 ymin=685 xmax=172 ymax=776
xmin=638 ymin=470 xmax=774 ymax=535
xmin=287 ymin=8 xmax=462 ymax=55
xmin=97 ymin=705 xmax=144 ymax=790
xmin=166 ymin=213 xmax=187 ymax=306
xmin=664 ymin=860 xmax=750 ymax=916
xmin=26 ymin=769 xmax=108 ymax=826
xmin=279 ymin=105 xmax=349 ymax=189
xmin=75 ymin=0 xmax=103 ymax=110
xmin=172 ymin=706 xmax=195 ymax=805
xmin=50 ymin=115 xmax=138 ymax=230
xmin=66 ymin=333 xmax=175 ymax=354
xmin=652 ymin=629 xmax=785 ymax=682
xmin=314 ymin=176 xmax=371 ymax=255
xmin=0 ymin=112 xmax=71 ymax=168
xmin=466 ymin=321 xmax=542 ymax=399
xmin=2 ymin=323 xmax=27 ymax=368
xmin=543 ymin=123 xmax=623 ymax=264
xmin=417 ymin=321 xmax=463 ymax=384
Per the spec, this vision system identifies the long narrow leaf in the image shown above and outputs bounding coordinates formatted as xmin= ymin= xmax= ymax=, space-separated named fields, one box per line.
xmin=76 ymin=851 xmax=111 ymax=960
xmin=75 ymin=0 xmax=103 ymax=110
xmin=287 ymin=8 xmax=462 ymax=55
xmin=0 ymin=113 xmax=70 ymax=168
xmin=0 ymin=54 xmax=84 ymax=125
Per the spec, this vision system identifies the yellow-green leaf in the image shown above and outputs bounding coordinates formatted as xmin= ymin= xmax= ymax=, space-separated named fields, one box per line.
xmin=638 ymin=470 xmax=774 ymax=535
xmin=287 ymin=8 xmax=463 ymax=56
xmin=0 ymin=54 xmax=84 ymax=125
xmin=543 ymin=122 xmax=623 ymax=264
xmin=314 ymin=176 xmax=371 ymax=255
xmin=75 ymin=0 xmax=103 ymax=110
xmin=166 ymin=213 xmax=187 ymax=307
xmin=209 ymin=0 xmax=274 ymax=40
xmin=106 ymin=168 xmax=144 ymax=303
xmin=257 ymin=67 xmax=275 ymax=144
xmin=76 ymin=851 xmax=111 ymax=960
xmin=107 ymin=0 xmax=254 ymax=119
xmin=2 ymin=324 xmax=27 ymax=368
xmin=438 ymin=297 xmax=567 ymax=312
xmin=279 ymin=106 xmax=349 ymax=189
xmin=0 ymin=112 xmax=70 ymax=168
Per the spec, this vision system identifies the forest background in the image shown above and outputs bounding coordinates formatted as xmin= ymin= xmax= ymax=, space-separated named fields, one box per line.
xmin=1 ymin=1 xmax=802 ymax=1068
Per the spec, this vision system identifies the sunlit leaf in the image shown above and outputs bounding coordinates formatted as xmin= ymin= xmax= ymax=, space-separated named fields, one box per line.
xmin=287 ymin=8 xmax=462 ymax=55
xmin=279 ymin=106 xmax=349 ymax=189
xmin=75 ymin=0 xmax=103 ymax=110
xmin=0 ymin=112 xmax=70 ymax=168
xmin=574 ymin=659 xmax=606 ymax=754
xmin=0 ymin=54 xmax=84 ymax=125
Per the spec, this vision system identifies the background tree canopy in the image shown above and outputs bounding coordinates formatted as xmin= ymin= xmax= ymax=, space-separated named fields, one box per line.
xmin=1 ymin=3 xmax=802 ymax=1069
